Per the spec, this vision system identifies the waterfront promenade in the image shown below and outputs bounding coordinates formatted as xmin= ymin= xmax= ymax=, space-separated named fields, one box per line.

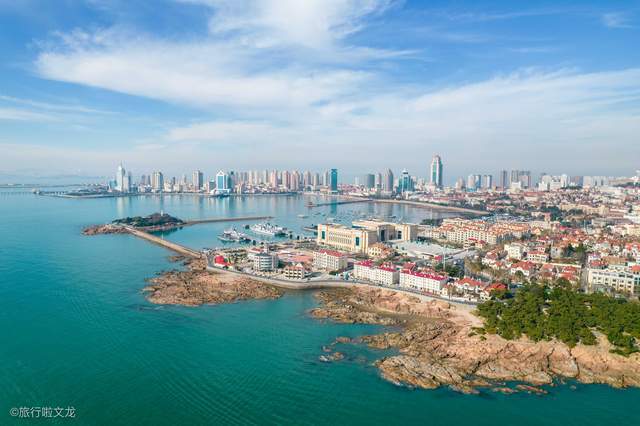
xmin=122 ymin=223 xmax=478 ymax=309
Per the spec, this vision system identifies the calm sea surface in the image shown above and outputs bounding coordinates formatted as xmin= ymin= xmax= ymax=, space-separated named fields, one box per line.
xmin=1 ymin=190 xmax=639 ymax=425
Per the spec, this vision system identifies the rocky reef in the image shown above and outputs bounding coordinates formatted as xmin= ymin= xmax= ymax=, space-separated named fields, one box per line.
xmin=310 ymin=287 xmax=640 ymax=394
xmin=142 ymin=257 xmax=283 ymax=306
xmin=82 ymin=224 xmax=128 ymax=235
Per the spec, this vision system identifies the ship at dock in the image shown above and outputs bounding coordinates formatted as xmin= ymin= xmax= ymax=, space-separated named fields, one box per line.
xmin=249 ymin=222 xmax=287 ymax=237
xmin=217 ymin=228 xmax=251 ymax=243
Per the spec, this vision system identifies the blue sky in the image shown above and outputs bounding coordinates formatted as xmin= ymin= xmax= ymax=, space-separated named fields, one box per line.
xmin=1 ymin=0 xmax=639 ymax=182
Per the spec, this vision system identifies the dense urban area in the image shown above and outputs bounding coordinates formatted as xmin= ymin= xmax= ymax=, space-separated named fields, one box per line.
xmin=71 ymin=156 xmax=640 ymax=312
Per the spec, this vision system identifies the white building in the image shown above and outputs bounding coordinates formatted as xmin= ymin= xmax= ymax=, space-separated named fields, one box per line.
xmin=399 ymin=270 xmax=448 ymax=293
xmin=313 ymin=249 xmax=348 ymax=271
xmin=587 ymin=265 xmax=640 ymax=296
xmin=353 ymin=261 xmax=399 ymax=285
xmin=251 ymin=252 xmax=278 ymax=272
xmin=116 ymin=164 xmax=130 ymax=192
xmin=505 ymin=243 xmax=525 ymax=260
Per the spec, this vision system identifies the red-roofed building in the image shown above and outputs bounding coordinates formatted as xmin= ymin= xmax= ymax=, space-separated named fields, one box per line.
xmin=353 ymin=261 xmax=399 ymax=285
xmin=399 ymin=270 xmax=448 ymax=293
xmin=527 ymin=250 xmax=549 ymax=263
xmin=313 ymin=249 xmax=348 ymax=271
xmin=480 ymin=283 xmax=507 ymax=300
xmin=511 ymin=261 xmax=536 ymax=278
xmin=454 ymin=277 xmax=485 ymax=293
xmin=213 ymin=255 xmax=228 ymax=267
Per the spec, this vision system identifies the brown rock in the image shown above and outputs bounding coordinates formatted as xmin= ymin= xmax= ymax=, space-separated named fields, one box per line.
xmin=309 ymin=286 xmax=640 ymax=393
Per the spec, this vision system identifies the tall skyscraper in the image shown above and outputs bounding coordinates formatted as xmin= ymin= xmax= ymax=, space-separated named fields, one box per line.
xmin=430 ymin=155 xmax=443 ymax=188
xmin=482 ymin=174 xmax=493 ymax=189
xmin=192 ymin=170 xmax=203 ymax=190
xmin=364 ymin=173 xmax=375 ymax=189
xmin=216 ymin=170 xmax=229 ymax=193
xmin=399 ymin=170 xmax=414 ymax=193
xmin=467 ymin=174 xmax=481 ymax=190
xmin=151 ymin=171 xmax=164 ymax=192
xmin=383 ymin=168 xmax=394 ymax=193
xmin=499 ymin=170 xmax=509 ymax=189
xmin=116 ymin=164 xmax=126 ymax=192
xmin=330 ymin=169 xmax=338 ymax=192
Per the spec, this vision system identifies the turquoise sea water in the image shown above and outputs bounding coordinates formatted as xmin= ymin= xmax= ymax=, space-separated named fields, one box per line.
xmin=1 ymin=191 xmax=639 ymax=425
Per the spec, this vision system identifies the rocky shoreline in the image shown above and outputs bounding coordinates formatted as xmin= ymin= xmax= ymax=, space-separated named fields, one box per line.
xmin=82 ymin=223 xmax=129 ymax=235
xmin=310 ymin=287 xmax=640 ymax=394
xmin=142 ymin=257 xmax=283 ymax=306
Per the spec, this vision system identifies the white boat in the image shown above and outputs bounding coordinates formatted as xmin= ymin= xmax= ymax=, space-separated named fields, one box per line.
xmin=297 ymin=214 xmax=308 ymax=218
xmin=250 ymin=222 xmax=287 ymax=236
xmin=218 ymin=228 xmax=251 ymax=242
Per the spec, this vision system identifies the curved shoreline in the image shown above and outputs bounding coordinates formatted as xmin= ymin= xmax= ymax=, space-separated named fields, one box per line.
xmin=309 ymin=286 xmax=640 ymax=394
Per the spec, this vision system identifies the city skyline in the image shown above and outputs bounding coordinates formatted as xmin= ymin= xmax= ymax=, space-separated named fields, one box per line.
xmin=1 ymin=1 xmax=639 ymax=178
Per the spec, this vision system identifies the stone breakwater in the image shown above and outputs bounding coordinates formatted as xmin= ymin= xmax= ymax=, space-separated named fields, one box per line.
xmin=143 ymin=258 xmax=283 ymax=306
xmin=309 ymin=287 xmax=640 ymax=394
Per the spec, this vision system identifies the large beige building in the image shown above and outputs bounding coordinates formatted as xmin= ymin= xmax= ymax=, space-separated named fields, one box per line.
xmin=352 ymin=220 xmax=418 ymax=242
xmin=317 ymin=224 xmax=377 ymax=253
xmin=317 ymin=220 xmax=418 ymax=254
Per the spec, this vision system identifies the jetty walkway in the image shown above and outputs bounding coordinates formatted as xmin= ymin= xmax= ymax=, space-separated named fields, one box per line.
xmin=184 ymin=216 xmax=272 ymax=226
xmin=124 ymin=226 xmax=202 ymax=258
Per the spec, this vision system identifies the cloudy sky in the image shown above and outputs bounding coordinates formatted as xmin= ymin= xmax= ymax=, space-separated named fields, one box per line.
xmin=1 ymin=0 xmax=639 ymax=182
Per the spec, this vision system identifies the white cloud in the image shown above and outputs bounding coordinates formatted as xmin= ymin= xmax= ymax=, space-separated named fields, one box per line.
xmin=0 ymin=107 xmax=55 ymax=122
xmin=36 ymin=31 xmax=370 ymax=109
xmin=22 ymin=1 xmax=640 ymax=176
xmin=158 ymin=68 xmax=640 ymax=175
xmin=182 ymin=0 xmax=394 ymax=48
xmin=602 ymin=12 xmax=634 ymax=29
xmin=0 ymin=94 xmax=113 ymax=114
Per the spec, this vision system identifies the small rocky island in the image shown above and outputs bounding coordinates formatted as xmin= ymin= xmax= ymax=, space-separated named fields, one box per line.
xmin=310 ymin=287 xmax=640 ymax=394
xmin=143 ymin=257 xmax=283 ymax=306
xmin=83 ymin=212 xmax=185 ymax=235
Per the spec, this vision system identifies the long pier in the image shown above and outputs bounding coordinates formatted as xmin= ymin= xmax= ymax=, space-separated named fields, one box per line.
xmin=307 ymin=199 xmax=372 ymax=207
xmin=184 ymin=216 xmax=272 ymax=226
xmin=374 ymin=199 xmax=487 ymax=216
xmin=124 ymin=226 xmax=202 ymax=258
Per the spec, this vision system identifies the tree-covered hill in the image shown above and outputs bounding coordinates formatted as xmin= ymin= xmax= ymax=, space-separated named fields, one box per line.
xmin=477 ymin=283 xmax=640 ymax=356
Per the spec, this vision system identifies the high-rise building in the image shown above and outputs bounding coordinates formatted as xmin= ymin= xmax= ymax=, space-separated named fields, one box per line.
xmin=519 ymin=171 xmax=532 ymax=189
xmin=192 ymin=170 xmax=203 ymax=190
xmin=282 ymin=170 xmax=291 ymax=191
xmin=116 ymin=164 xmax=127 ymax=192
xmin=430 ymin=155 xmax=443 ymax=188
xmin=216 ymin=170 xmax=229 ymax=193
xmin=399 ymin=170 xmax=414 ymax=193
xmin=303 ymin=170 xmax=312 ymax=189
xmin=467 ymin=174 xmax=481 ymax=190
xmin=322 ymin=170 xmax=330 ymax=187
xmin=364 ymin=173 xmax=375 ymax=189
xmin=330 ymin=169 xmax=338 ymax=192
xmin=269 ymin=170 xmax=278 ymax=188
xmin=151 ymin=171 xmax=164 ymax=192
xmin=383 ymin=168 xmax=394 ymax=193
xmin=482 ymin=174 xmax=493 ymax=189
xmin=499 ymin=170 xmax=509 ymax=189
